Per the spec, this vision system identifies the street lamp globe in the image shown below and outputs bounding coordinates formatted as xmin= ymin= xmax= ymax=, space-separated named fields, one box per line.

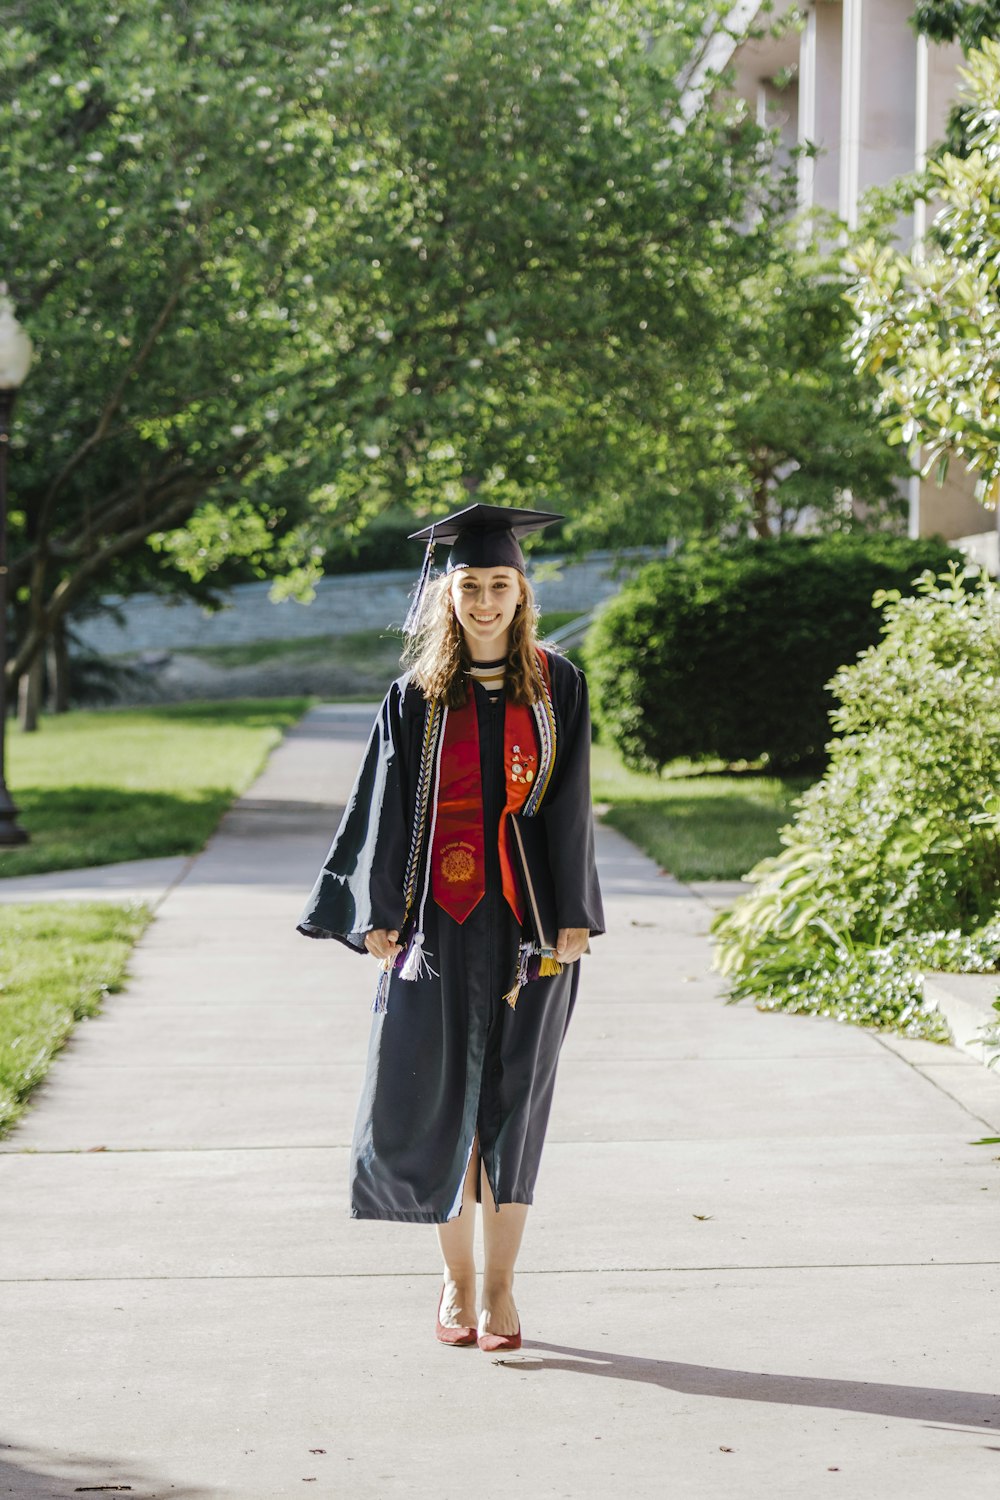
xmin=0 ymin=291 xmax=33 ymax=389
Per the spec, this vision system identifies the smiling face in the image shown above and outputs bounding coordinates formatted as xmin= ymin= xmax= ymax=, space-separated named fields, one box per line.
xmin=450 ymin=566 xmax=522 ymax=660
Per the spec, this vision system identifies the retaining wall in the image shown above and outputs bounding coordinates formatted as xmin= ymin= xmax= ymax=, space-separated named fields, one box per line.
xmin=73 ymin=551 xmax=645 ymax=656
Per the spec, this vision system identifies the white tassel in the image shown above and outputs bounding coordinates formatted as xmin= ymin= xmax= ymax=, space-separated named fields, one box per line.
xmin=399 ymin=929 xmax=438 ymax=982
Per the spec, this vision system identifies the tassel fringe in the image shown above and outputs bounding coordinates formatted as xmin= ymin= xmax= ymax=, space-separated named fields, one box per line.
xmin=399 ymin=929 xmax=438 ymax=982
xmin=503 ymin=943 xmax=564 ymax=1009
xmin=503 ymin=943 xmax=533 ymax=1010
xmin=372 ymin=961 xmax=392 ymax=1015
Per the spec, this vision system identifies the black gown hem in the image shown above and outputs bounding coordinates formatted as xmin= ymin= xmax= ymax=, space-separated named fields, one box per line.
xmin=350 ymin=1194 xmax=535 ymax=1224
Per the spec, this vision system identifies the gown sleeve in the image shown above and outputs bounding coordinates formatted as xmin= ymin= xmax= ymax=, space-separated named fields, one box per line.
xmin=296 ymin=679 xmax=412 ymax=951
xmin=540 ymin=653 xmax=606 ymax=937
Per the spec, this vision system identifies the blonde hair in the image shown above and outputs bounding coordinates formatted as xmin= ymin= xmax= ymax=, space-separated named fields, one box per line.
xmin=403 ymin=572 xmax=546 ymax=708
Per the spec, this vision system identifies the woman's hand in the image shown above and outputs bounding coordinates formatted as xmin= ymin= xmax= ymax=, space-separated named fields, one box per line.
xmin=555 ymin=928 xmax=589 ymax=964
xmin=365 ymin=928 xmax=401 ymax=962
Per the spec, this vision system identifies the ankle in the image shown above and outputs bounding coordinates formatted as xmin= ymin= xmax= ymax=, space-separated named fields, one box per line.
xmin=481 ymin=1277 xmax=514 ymax=1304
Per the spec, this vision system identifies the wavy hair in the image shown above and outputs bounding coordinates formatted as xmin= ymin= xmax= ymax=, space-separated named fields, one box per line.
xmin=403 ymin=572 xmax=546 ymax=708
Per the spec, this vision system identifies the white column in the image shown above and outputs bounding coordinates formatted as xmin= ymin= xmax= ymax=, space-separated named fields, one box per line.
xmin=813 ymin=1 xmax=843 ymax=212
xmin=839 ymin=0 xmax=863 ymax=225
xmin=913 ymin=32 xmax=930 ymax=253
xmin=840 ymin=0 xmax=918 ymax=230
xmin=798 ymin=5 xmax=817 ymax=210
xmin=914 ymin=32 xmax=964 ymax=534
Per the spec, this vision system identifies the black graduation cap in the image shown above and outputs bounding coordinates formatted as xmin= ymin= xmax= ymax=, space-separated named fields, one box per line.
xmin=404 ymin=503 xmax=564 ymax=633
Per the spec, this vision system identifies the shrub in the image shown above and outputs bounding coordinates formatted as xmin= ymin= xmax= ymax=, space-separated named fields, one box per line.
xmin=584 ymin=535 xmax=961 ymax=771
xmin=713 ymin=565 xmax=1000 ymax=1037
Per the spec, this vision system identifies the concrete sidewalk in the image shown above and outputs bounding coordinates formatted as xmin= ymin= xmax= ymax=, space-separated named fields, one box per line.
xmin=1 ymin=704 xmax=999 ymax=1499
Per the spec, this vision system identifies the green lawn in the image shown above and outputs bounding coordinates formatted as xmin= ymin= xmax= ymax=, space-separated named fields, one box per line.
xmin=539 ymin=610 xmax=587 ymax=636
xmin=591 ymin=741 xmax=812 ymax=882
xmin=0 ymin=901 xmax=149 ymax=1137
xmin=1 ymin=698 xmax=308 ymax=879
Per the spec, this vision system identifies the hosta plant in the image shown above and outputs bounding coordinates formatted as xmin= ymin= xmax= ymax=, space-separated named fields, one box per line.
xmin=713 ymin=565 xmax=1000 ymax=1037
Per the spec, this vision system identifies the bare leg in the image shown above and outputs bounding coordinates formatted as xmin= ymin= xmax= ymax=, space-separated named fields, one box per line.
xmin=479 ymin=1162 xmax=528 ymax=1337
xmin=434 ymin=1141 xmax=479 ymax=1327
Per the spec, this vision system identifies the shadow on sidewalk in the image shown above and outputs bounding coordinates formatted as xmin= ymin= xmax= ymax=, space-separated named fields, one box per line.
xmin=0 ymin=1441 xmax=212 ymax=1499
xmin=520 ymin=1342 xmax=1000 ymax=1429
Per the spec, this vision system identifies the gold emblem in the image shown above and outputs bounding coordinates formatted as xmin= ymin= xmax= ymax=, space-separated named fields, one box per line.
xmin=441 ymin=843 xmax=476 ymax=883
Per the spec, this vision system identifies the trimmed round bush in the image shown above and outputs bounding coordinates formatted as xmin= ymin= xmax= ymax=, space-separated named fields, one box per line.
xmin=584 ymin=535 xmax=962 ymax=771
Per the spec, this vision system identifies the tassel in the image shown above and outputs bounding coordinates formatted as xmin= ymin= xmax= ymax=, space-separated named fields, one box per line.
xmin=402 ymin=534 xmax=436 ymax=636
xmin=502 ymin=976 xmax=523 ymax=1011
xmin=372 ymin=961 xmax=392 ymax=1015
xmin=538 ymin=955 xmax=563 ymax=977
xmin=503 ymin=942 xmax=533 ymax=1011
xmin=399 ymin=929 xmax=438 ymax=981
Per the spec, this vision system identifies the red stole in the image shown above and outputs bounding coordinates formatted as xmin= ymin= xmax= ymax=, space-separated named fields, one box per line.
xmin=432 ymin=657 xmax=549 ymax=924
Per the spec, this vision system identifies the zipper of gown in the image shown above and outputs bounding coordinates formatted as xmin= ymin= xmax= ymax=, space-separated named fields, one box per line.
xmin=484 ymin=689 xmax=501 ymax=1211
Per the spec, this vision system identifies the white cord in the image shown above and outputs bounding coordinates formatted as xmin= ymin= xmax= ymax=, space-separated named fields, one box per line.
xmin=399 ymin=704 xmax=448 ymax=982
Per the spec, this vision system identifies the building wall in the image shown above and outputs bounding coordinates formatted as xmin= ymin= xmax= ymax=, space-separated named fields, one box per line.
xmin=718 ymin=0 xmax=994 ymax=551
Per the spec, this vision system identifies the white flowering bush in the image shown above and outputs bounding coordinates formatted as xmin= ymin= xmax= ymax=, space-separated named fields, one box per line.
xmin=713 ymin=566 xmax=1000 ymax=1037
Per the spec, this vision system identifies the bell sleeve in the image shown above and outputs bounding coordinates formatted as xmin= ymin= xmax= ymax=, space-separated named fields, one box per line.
xmin=540 ymin=657 xmax=606 ymax=937
xmin=296 ymin=681 xmax=411 ymax=951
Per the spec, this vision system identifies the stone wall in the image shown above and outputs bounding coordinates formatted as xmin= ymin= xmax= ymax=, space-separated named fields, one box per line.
xmin=73 ymin=551 xmax=645 ymax=657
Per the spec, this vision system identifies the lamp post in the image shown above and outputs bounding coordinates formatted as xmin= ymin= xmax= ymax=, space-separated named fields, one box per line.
xmin=0 ymin=288 xmax=32 ymax=845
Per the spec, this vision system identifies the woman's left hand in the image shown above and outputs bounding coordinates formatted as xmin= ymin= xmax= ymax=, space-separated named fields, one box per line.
xmin=555 ymin=928 xmax=590 ymax=964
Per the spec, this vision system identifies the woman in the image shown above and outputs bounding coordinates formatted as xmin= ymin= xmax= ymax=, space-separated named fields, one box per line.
xmin=298 ymin=503 xmax=604 ymax=1352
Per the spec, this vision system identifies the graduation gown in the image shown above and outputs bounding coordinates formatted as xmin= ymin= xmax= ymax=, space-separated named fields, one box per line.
xmin=297 ymin=649 xmax=605 ymax=1222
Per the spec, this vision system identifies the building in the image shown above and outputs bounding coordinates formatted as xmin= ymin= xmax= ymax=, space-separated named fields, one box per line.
xmin=684 ymin=0 xmax=998 ymax=569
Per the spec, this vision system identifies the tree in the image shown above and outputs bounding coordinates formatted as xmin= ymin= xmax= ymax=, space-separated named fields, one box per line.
xmin=711 ymin=233 xmax=909 ymax=538
xmin=847 ymin=39 xmax=1000 ymax=510
xmin=910 ymin=2 xmax=1000 ymax=153
xmin=3 ymin=1 xmax=350 ymax=708
xmin=914 ymin=0 xmax=1000 ymax=53
xmin=2 ymin=0 xmax=904 ymax=716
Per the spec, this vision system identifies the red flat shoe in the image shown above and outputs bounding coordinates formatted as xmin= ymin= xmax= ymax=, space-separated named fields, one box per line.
xmin=436 ymin=1290 xmax=477 ymax=1347
xmin=477 ymin=1318 xmax=521 ymax=1354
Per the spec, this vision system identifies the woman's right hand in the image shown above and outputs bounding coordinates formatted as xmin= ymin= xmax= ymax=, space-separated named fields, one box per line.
xmin=365 ymin=928 xmax=401 ymax=962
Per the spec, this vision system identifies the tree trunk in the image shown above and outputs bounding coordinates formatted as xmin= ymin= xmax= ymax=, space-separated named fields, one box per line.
xmin=46 ymin=624 xmax=70 ymax=713
xmin=18 ymin=653 xmax=43 ymax=732
xmin=750 ymin=468 xmax=773 ymax=539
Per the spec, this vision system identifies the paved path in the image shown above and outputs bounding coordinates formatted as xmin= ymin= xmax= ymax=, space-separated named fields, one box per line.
xmin=1 ymin=705 xmax=999 ymax=1499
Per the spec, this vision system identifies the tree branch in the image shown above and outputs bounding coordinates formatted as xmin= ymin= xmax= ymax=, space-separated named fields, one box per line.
xmin=33 ymin=262 xmax=199 ymax=542
xmin=6 ymin=483 xmax=205 ymax=686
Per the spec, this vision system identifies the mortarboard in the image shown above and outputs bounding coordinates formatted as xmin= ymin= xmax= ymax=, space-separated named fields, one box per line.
xmin=404 ymin=503 xmax=564 ymax=634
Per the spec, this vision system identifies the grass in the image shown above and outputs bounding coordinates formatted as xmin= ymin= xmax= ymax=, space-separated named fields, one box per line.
xmin=1 ymin=698 xmax=308 ymax=879
xmin=0 ymin=901 xmax=149 ymax=1137
xmin=591 ymin=741 xmax=813 ymax=882
xmin=538 ymin=610 xmax=587 ymax=636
